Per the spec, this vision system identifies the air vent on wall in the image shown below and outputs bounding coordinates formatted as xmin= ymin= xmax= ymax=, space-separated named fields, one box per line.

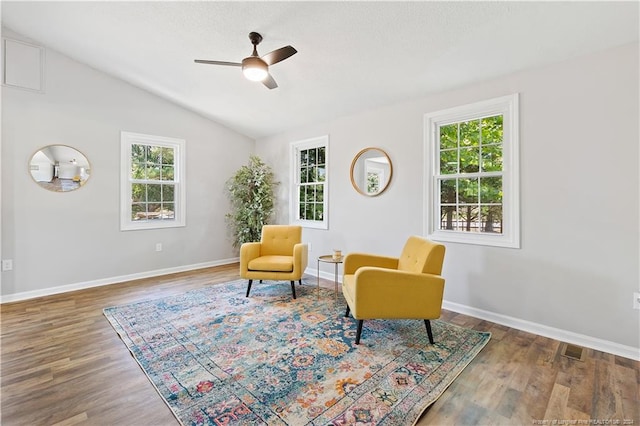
xmin=2 ymin=37 xmax=45 ymax=93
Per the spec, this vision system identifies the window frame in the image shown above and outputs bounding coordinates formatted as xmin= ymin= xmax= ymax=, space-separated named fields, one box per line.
xmin=290 ymin=135 xmax=329 ymax=230
xmin=423 ymin=94 xmax=520 ymax=248
xmin=120 ymin=131 xmax=186 ymax=231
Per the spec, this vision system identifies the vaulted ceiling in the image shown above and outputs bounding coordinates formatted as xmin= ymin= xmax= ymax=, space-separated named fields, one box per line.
xmin=2 ymin=1 xmax=638 ymax=139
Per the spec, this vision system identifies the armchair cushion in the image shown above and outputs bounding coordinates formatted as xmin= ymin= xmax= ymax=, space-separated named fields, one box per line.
xmin=248 ymin=255 xmax=294 ymax=272
xmin=260 ymin=225 xmax=301 ymax=256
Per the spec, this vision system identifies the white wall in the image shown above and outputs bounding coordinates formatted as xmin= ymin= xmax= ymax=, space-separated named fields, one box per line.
xmin=1 ymin=29 xmax=254 ymax=298
xmin=57 ymin=163 xmax=77 ymax=180
xmin=29 ymin=151 xmax=54 ymax=182
xmin=257 ymin=43 xmax=640 ymax=355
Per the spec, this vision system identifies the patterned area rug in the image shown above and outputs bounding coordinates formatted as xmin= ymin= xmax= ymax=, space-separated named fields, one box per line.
xmin=104 ymin=280 xmax=490 ymax=425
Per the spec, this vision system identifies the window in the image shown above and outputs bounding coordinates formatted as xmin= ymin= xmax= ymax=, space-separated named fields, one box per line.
xmin=424 ymin=94 xmax=520 ymax=248
xmin=120 ymin=132 xmax=186 ymax=231
xmin=367 ymin=167 xmax=382 ymax=194
xmin=290 ymin=135 xmax=329 ymax=229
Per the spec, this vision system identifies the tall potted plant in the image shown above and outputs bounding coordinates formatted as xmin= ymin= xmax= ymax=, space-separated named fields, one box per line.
xmin=225 ymin=155 xmax=278 ymax=248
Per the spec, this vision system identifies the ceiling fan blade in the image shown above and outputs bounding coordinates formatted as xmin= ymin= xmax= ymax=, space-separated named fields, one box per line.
xmin=262 ymin=73 xmax=278 ymax=89
xmin=262 ymin=46 xmax=297 ymax=66
xmin=194 ymin=59 xmax=242 ymax=67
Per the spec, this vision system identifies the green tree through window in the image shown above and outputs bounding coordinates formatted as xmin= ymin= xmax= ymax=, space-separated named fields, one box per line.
xmin=120 ymin=132 xmax=185 ymax=231
xmin=367 ymin=172 xmax=380 ymax=193
xmin=130 ymin=144 xmax=176 ymax=221
xmin=291 ymin=135 xmax=329 ymax=229
xmin=439 ymin=115 xmax=503 ymax=233
xmin=298 ymin=146 xmax=326 ymax=221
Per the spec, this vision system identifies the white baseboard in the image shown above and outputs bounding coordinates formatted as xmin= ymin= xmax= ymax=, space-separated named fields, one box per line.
xmin=306 ymin=267 xmax=341 ymax=284
xmin=307 ymin=268 xmax=639 ymax=360
xmin=0 ymin=258 xmax=239 ymax=304
xmin=442 ymin=300 xmax=640 ymax=361
xmin=4 ymin=264 xmax=637 ymax=361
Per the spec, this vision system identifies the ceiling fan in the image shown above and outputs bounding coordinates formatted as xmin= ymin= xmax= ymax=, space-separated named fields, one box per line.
xmin=195 ymin=32 xmax=297 ymax=89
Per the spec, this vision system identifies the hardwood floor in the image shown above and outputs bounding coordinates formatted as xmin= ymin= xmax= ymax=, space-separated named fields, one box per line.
xmin=1 ymin=264 xmax=638 ymax=425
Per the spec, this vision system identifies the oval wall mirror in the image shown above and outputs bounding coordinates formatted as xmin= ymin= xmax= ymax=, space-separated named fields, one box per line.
xmin=350 ymin=147 xmax=393 ymax=196
xmin=29 ymin=145 xmax=91 ymax=192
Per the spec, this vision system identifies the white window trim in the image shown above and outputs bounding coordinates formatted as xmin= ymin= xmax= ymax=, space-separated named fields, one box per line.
xmin=120 ymin=131 xmax=186 ymax=231
xmin=423 ymin=94 xmax=520 ymax=248
xmin=290 ymin=135 xmax=329 ymax=230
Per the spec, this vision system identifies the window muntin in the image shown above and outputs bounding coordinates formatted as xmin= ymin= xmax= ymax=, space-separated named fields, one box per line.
xmin=291 ymin=136 xmax=329 ymax=229
xmin=131 ymin=144 xmax=176 ymax=221
xmin=121 ymin=132 xmax=186 ymax=230
xmin=424 ymin=94 xmax=519 ymax=248
xmin=438 ymin=115 xmax=504 ymax=234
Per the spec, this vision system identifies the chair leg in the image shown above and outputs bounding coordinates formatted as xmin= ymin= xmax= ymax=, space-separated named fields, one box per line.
xmin=355 ymin=320 xmax=363 ymax=345
xmin=345 ymin=305 xmax=350 ymax=317
xmin=246 ymin=280 xmax=253 ymax=297
xmin=425 ymin=319 xmax=434 ymax=344
xmin=290 ymin=281 xmax=297 ymax=299
xmin=298 ymin=279 xmax=303 ymax=285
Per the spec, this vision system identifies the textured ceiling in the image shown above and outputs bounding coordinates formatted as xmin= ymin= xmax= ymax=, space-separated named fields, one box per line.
xmin=2 ymin=1 xmax=638 ymax=139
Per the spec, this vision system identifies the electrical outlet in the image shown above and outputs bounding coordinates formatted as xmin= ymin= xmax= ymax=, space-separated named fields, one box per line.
xmin=2 ymin=259 xmax=13 ymax=271
xmin=155 ymin=243 xmax=162 ymax=252
xmin=634 ymin=292 xmax=640 ymax=310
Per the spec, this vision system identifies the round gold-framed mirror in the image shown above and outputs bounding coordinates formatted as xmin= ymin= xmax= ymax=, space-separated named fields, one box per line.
xmin=350 ymin=147 xmax=393 ymax=196
xmin=29 ymin=145 xmax=91 ymax=192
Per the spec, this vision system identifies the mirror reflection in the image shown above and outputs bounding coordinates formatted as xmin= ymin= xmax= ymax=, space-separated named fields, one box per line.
xmin=29 ymin=145 xmax=91 ymax=192
xmin=350 ymin=147 xmax=393 ymax=196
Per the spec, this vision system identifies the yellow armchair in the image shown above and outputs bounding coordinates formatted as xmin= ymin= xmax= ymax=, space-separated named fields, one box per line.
xmin=342 ymin=236 xmax=446 ymax=344
xmin=240 ymin=225 xmax=308 ymax=299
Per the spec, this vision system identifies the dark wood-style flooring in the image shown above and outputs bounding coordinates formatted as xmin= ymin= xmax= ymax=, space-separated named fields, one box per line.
xmin=1 ymin=264 xmax=638 ymax=425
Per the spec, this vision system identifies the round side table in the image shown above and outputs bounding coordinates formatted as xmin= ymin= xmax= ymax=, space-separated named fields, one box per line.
xmin=317 ymin=254 xmax=343 ymax=299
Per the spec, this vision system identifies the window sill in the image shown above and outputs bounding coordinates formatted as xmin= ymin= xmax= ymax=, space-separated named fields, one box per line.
xmin=121 ymin=221 xmax=186 ymax=231
xmin=428 ymin=229 xmax=520 ymax=249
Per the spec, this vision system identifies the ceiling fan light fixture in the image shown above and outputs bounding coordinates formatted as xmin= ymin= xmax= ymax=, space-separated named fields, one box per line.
xmin=195 ymin=32 xmax=296 ymax=89
xmin=242 ymin=57 xmax=268 ymax=81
